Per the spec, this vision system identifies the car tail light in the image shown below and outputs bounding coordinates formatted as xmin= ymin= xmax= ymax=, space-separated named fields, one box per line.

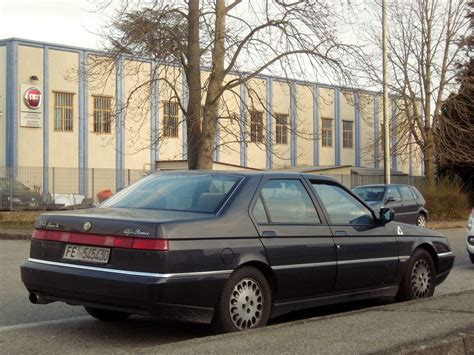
xmin=32 ymin=229 xmax=168 ymax=251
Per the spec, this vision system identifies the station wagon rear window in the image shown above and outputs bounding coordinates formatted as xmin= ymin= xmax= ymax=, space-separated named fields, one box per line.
xmin=101 ymin=173 xmax=242 ymax=214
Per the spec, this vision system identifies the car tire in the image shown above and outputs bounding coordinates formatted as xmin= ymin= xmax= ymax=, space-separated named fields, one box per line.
xmin=416 ymin=213 xmax=427 ymax=228
xmin=397 ymin=248 xmax=436 ymax=301
xmin=212 ymin=266 xmax=271 ymax=333
xmin=84 ymin=306 xmax=131 ymax=322
xmin=469 ymin=253 xmax=474 ymax=264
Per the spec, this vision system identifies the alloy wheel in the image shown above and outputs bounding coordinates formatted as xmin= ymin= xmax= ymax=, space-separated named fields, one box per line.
xmin=411 ymin=259 xmax=432 ymax=298
xmin=417 ymin=215 xmax=427 ymax=228
xmin=229 ymin=278 xmax=264 ymax=330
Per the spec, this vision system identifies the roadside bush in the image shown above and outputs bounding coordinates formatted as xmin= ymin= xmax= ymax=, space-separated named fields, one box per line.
xmin=420 ymin=175 xmax=470 ymax=220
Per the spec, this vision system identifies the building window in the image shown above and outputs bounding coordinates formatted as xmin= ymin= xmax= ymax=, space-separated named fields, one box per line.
xmin=54 ymin=92 xmax=74 ymax=131
xmin=275 ymin=113 xmax=288 ymax=144
xmin=93 ymin=96 xmax=112 ymax=134
xmin=250 ymin=110 xmax=264 ymax=143
xmin=321 ymin=118 xmax=332 ymax=147
xmin=163 ymin=101 xmax=179 ymax=138
xmin=343 ymin=120 xmax=353 ymax=148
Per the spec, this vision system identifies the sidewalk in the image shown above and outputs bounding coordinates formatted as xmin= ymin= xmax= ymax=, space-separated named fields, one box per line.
xmin=0 ymin=228 xmax=33 ymax=239
xmin=142 ymin=290 xmax=474 ymax=354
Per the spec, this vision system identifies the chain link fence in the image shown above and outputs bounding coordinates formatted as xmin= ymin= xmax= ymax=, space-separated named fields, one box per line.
xmin=0 ymin=165 xmax=426 ymax=211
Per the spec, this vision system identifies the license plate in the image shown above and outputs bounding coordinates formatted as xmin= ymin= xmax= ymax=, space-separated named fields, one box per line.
xmin=63 ymin=244 xmax=110 ymax=264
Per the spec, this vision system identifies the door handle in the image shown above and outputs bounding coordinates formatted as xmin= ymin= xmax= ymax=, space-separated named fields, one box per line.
xmin=334 ymin=230 xmax=347 ymax=237
xmin=262 ymin=231 xmax=277 ymax=238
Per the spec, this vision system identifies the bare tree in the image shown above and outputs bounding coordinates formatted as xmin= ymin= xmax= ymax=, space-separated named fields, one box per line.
xmin=360 ymin=0 xmax=469 ymax=186
xmin=93 ymin=0 xmax=361 ymax=170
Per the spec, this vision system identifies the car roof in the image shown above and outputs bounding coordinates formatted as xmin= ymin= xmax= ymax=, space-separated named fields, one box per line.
xmin=354 ymin=184 xmax=413 ymax=188
xmin=152 ymin=170 xmax=340 ymax=182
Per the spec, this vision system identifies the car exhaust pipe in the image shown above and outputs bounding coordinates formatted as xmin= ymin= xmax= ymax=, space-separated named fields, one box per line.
xmin=29 ymin=292 xmax=52 ymax=305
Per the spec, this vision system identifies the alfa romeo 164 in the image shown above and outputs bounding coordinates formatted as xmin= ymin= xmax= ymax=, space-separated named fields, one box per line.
xmin=21 ymin=171 xmax=455 ymax=332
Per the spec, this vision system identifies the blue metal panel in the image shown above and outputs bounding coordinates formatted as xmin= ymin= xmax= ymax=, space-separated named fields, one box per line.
xmin=43 ymin=46 xmax=49 ymax=196
xmin=239 ymin=84 xmax=248 ymax=167
xmin=313 ymin=84 xmax=320 ymax=166
xmin=6 ymin=40 xmax=18 ymax=171
xmin=374 ymin=95 xmax=380 ymax=168
xmin=265 ymin=77 xmax=273 ymax=170
xmin=115 ymin=56 xmax=125 ymax=190
xmin=290 ymin=81 xmax=297 ymax=167
xmin=78 ymin=51 xmax=89 ymax=196
xmin=355 ymin=93 xmax=361 ymax=167
xmin=150 ymin=61 xmax=159 ymax=167
xmin=182 ymin=74 xmax=188 ymax=160
xmin=391 ymin=100 xmax=397 ymax=171
xmin=334 ymin=88 xmax=341 ymax=166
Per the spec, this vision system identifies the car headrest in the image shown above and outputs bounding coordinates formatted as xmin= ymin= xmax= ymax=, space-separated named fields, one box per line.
xmin=198 ymin=193 xmax=226 ymax=212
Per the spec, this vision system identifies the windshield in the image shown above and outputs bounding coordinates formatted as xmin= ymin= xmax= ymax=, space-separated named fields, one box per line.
xmin=353 ymin=186 xmax=386 ymax=202
xmin=101 ymin=173 xmax=242 ymax=214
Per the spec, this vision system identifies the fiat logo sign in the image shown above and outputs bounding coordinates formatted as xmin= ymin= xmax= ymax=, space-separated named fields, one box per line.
xmin=24 ymin=87 xmax=42 ymax=109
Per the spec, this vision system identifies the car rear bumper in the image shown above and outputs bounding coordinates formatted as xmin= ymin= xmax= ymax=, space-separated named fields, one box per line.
xmin=21 ymin=258 xmax=230 ymax=322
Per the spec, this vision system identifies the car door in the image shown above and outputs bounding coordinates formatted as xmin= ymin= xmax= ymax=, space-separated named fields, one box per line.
xmin=385 ymin=186 xmax=405 ymax=223
xmin=399 ymin=185 xmax=418 ymax=224
xmin=251 ymin=177 xmax=337 ymax=301
xmin=309 ymin=180 xmax=398 ymax=292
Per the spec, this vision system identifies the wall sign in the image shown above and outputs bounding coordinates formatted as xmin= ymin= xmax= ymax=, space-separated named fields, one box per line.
xmin=20 ymin=84 xmax=43 ymax=128
xmin=24 ymin=87 xmax=42 ymax=109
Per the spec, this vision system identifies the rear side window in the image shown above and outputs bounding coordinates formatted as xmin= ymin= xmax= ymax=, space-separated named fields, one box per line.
xmin=257 ymin=179 xmax=320 ymax=224
xmin=399 ymin=186 xmax=415 ymax=201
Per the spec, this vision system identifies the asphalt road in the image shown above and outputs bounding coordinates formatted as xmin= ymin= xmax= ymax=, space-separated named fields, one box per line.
xmin=0 ymin=228 xmax=472 ymax=354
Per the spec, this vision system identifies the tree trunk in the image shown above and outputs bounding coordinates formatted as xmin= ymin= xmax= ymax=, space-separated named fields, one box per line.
xmin=185 ymin=0 xmax=202 ymax=170
xmin=197 ymin=0 xmax=226 ymax=170
xmin=423 ymin=131 xmax=436 ymax=188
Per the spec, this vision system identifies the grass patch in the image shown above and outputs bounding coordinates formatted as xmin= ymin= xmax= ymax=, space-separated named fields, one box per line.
xmin=0 ymin=221 xmax=35 ymax=230
xmin=420 ymin=175 xmax=470 ymax=220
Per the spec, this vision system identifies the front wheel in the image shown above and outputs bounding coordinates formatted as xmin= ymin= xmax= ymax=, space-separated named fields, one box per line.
xmin=416 ymin=213 xmax=427 ymax=228
xmin=84 ymin=306 xmax=131 ymax=322
xmin=212 ymin=266 xmax=271 ymax=333
xmin=397 ymin=249 xmax=436 ymax=301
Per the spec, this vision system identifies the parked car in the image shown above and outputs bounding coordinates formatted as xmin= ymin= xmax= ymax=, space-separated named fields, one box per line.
xmin=21 ymin=172 xmax=454 ymax=333
xmin=467 ymin=208 xmax=474 ymax=264
xmin=0 ymin=178 xmax=43 ymax=210
xmin=353 ymin=184 xmax=429 ymax=227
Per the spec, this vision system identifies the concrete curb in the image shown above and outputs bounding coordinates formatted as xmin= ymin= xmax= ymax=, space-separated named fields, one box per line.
xmin=388 ymin=328 xmax=474 ymax=354
xmin=0 ymin=232 xmax=31 ymax=240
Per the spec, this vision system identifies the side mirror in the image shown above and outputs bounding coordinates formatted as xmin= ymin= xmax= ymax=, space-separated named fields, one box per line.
xmin=386 ymin=197 xmax=396 ymax=203
xmin=379 ymin=207 xmax=395 ymax=224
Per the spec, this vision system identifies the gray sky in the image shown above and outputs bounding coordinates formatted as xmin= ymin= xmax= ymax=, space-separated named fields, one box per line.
xmin=0 ymin=0 xmax=106 ymax=49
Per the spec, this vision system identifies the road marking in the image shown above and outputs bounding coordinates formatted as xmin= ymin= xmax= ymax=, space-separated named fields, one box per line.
xmin=0 ymin=316 xmax=91 ymax=333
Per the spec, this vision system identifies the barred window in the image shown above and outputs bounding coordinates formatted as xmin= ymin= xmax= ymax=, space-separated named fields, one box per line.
xmin=54 ymin=92 xmax=74 ymax=131
xmin=322 ymin=118 xmax=333 ymax=147
xmin=93 ymin=96 xmax=112 ymax=134
xmin=275 ymin=113 xmax=288 ymax=144
xmin=250 ymin=110 xmax=263 ymax=143
xmin=163 ymin=101 xmax=179 ymax=138
xmin=343 ymin=120 xmax=353 ymax=148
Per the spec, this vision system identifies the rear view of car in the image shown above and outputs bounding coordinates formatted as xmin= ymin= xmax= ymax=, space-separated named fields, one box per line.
xmin=467 ymin=208 xmax=474 ymax=263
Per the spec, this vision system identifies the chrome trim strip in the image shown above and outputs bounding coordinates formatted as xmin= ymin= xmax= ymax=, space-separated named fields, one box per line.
xmin=27 ymin=258 xmax=232 ymax=279
xmin=338 ymin=256 xmax=399 ymax=265
xmin=437 ymin=252 xmax=455 ymax=258
xmin=216 ymin=177 xmax=245 ymax=215
xmin=272 ymin=261 xmax=337 ymax=270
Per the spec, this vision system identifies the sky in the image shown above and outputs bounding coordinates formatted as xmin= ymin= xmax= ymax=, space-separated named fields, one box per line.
xmin=0 ymin=0 xmax=109 ymax=49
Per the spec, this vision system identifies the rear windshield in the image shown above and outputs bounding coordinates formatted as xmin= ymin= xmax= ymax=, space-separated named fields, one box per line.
xmin=353 ymin=186 xmax=386 ymax=202
xmin=101 ymin=173 xmax=242 ymax=214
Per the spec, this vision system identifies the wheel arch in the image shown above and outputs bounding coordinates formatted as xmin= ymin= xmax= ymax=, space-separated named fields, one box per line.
xmin=235 ymin=261 xmax=278 ymax=297
xmin=413 ymin=243 xmax=439 ymax=272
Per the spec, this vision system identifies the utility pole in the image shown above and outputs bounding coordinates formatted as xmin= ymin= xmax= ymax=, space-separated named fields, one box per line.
xmin=382 ymin=0 xmax=391 ymax=184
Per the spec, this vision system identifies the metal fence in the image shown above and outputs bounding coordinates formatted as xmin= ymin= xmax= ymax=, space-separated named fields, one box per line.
xmin=0 ymin=165 xmax=426 ymax=211
xmin=0 ymin=166 xmax=148 ymax=211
